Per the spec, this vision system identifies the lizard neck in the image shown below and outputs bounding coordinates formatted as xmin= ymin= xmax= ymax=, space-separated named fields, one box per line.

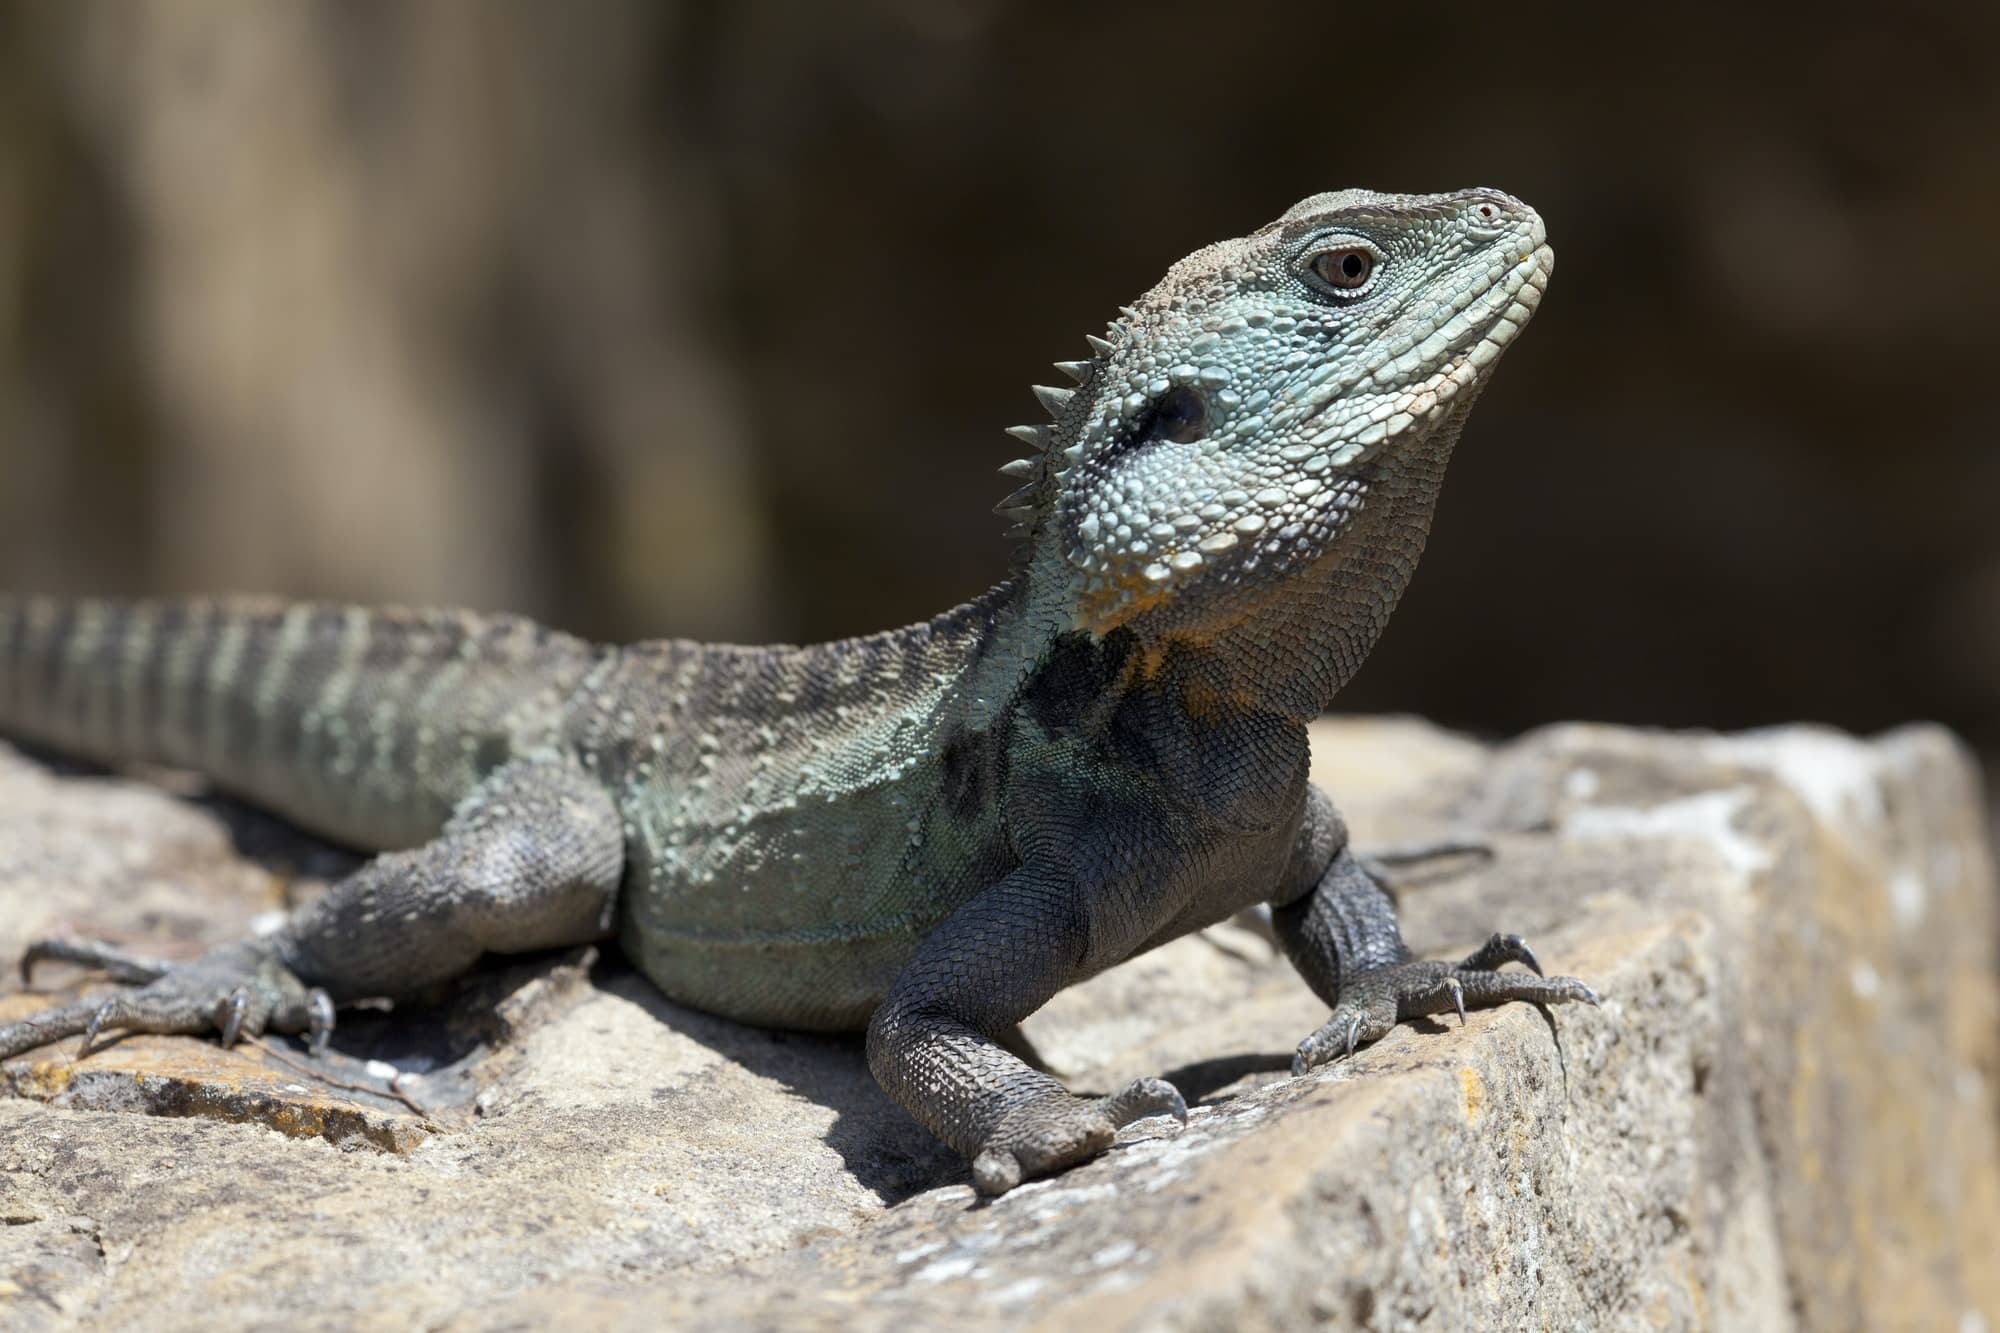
xmin=1201 ymin=412 xmax=1465 ymax=720
xmin=996 ymin=404 xmax=1471 ymax=727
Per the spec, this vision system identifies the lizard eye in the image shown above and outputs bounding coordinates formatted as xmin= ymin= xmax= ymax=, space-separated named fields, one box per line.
xmin=1309 ymin=248 xmax=1377 ymax=292
xmin=1149 ymin=386 xmax=1207 ymax=444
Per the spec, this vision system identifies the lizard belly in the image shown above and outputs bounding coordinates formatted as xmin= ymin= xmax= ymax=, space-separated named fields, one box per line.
xmin=616 ymin=762 xmax=1003 ymax=1032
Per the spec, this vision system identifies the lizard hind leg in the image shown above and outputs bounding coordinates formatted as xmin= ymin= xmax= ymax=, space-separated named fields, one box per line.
xmin=0 ymin=755 xmax=625 ymax=1063
xmin=277 ymin=754 xmax=627 ymax=1001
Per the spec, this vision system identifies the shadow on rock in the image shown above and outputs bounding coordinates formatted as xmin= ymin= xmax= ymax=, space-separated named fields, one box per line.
xmin=580 ymin=954 xmax=965 ymax=1205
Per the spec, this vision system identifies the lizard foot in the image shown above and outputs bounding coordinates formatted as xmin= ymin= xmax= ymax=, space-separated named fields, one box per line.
xmin=1292 ymin=933 xmax=1598 ymax=1075
xmin=971 ymin=1077 xmax=1187 ymax=1196
xmin=2 ymin=936 xmax=334 ymax=1061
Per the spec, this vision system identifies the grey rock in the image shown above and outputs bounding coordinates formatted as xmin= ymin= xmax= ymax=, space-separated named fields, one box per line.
xmin=0 ymin=719 xmax=1995 ymax=1329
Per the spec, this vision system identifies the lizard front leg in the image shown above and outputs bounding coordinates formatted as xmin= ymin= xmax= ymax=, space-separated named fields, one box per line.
xmin=1 ymin=755 xmax=624 ymax=1059
xmin=1273 ymin=785 xmax=1597 ymax=1074
xmin=867 ymin=863 xmax=1187 ymax=1196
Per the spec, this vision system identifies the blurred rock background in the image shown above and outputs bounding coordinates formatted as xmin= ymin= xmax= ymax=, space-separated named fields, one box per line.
xmin=1 ymin=0 xmax=1997 ymax=763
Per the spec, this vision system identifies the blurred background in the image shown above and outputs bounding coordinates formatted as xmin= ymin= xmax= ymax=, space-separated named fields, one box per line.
xmin=1 ymin=1 xmax=1997 ymax=770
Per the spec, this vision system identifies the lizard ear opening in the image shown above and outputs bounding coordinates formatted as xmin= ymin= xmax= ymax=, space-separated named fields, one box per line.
xmin=1090 ymin=386 xmax=1211 ymax=473
xmin=1148 ymin=387 xmax=1208 ymax=445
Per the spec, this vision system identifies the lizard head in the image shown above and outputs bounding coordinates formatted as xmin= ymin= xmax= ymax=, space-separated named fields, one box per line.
xmin=1000 ymin=187 xmax=1551 ymax=652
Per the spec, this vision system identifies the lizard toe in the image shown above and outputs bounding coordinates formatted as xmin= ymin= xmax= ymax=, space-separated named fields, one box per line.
xmin=4 ymin=936 xmax=319 ymax=1060
xmin=1448 ymin=932 xmax=1599 ymax=1010
xmin=21 ymin=934 xmax=170 ymax=986
xmin=971 ymin=1093 xmax=1124 ymax=1196
xmin=1293 ymin=940 xmax=1599 ymax=1075
xmin=972 ymin=1147 xmax=1024 ymax=1196
xmin=1294 ymin=997 xmax=1397 ymax=1074
xmin=1094 ymin=1076 xmax=1188 ymax=1131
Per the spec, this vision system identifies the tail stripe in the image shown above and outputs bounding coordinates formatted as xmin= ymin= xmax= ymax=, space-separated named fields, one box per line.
xmin=364 ymin=618 xmax=434 ymax=801
xmin=65 ymin=603 xmax=107 ymax=737
xmin=280 ymin=606 xmax=352 ymax=778
xmin=301 ymin=606 xmax=373 ymax=785
xmin=140 ymin=601 xmax=188 ymax=761
xmin=20 ymin=599 xmax=53 ymax=723
xmin=0 ymin=598 xmax=31 ymax=722
xmin=115 ymin=601 xmax=158 ymax=756
xmin=251 ymin=603 xmax=315 ymax=779
xmin=0 ymin=599 xmax=20 ymax=719
xmin=34 ymin=600 xmax=76 ymax=735
xmin=95 ymin=602 xmax=139 ymax=755
xmin=403 ymin=621 xmax=473 ymax=791
xmin=206 ymin=609 xmax=262 ymax=771
xmin=69 ymin=601 xmax=117 ymax=753
xmin=182 ymin=603 xmax=227 ymax=770
xmin=159 ymin=600 xmax=215 ymax=763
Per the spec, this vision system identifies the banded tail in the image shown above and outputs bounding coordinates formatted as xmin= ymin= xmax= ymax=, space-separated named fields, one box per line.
xmin=0 ymin=596 xmax=603 ymax=850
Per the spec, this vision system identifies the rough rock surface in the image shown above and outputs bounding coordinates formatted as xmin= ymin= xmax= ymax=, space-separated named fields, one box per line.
xmin=0 ymin=719 xmax=1995 ymax=1330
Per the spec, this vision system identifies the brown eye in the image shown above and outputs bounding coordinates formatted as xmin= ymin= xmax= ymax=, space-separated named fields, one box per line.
xmin=1310 ymin=248 xmax=1375 ymax=291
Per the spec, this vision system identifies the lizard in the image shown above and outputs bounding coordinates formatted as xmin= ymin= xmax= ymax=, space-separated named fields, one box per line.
xmin=0 ymin=186 xmax=1594 ymax=1195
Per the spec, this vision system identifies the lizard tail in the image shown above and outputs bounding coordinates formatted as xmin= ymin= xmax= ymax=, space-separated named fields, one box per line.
xmin=0 ymin=595 xmax=603 ymax=850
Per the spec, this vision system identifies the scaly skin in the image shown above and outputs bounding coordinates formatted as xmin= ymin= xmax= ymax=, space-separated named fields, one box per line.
xmin=0 ymin=188 xmax=1596 ymax=1194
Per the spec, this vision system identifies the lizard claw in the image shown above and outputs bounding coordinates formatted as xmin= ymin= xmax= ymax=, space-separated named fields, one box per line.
xmin=1292 ymin=1012 xmax=1365 ymax=1075
xmin=218 ymin=987 xmax=250 ymax=1047
xmin=1444 ymin=975 xmax=1467 ymax=1027
xmin=1292 ymin=934 xmax=1597 ymax=1076
xmin=80 ymin=998 xmax=121 ymax=1057
xmin=306 ymin=989 xmax=336 ymax=1058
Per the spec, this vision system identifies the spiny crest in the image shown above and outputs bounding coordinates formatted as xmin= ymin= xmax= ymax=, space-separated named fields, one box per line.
xmin=991 ymin=328 xmax=1124 ymax=530
xmin=1030 ymin=383 xmax=1074 ymax=417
